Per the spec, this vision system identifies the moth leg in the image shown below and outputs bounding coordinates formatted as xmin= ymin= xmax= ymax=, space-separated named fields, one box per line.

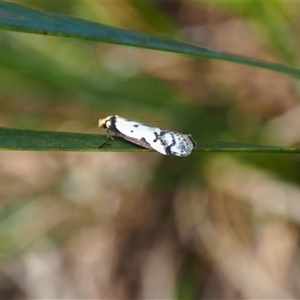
xmin=98 ymin=129 xmax=114 ymax=148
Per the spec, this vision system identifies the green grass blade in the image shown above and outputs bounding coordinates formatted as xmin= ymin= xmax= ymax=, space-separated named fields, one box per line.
xmin=0 ymin=3 xmax=299 ymax=77
xmin=196 ymin=142 xmax=300 ymax=153
xmin=0 ymin=127 xmax=141 ymax=152
xmin=1 ymin=127 xmax=300 ymax=154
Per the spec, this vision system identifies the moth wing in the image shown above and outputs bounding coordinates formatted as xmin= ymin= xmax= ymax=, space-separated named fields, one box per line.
xmin=111 ymin=116 xmax=195 ymax=156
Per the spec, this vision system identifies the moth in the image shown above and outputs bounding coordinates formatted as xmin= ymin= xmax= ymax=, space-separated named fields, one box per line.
xmin=98 ymin=115 xmax=196 ymax=157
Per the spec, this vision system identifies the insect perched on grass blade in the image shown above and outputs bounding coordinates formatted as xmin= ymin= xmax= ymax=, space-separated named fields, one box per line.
xmin=98 ymin=115 xmax=196 ymax=157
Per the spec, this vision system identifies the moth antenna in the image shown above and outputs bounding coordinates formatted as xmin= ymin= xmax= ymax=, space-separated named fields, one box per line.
xmin=138 ymin=120 xmax=165 ymax=123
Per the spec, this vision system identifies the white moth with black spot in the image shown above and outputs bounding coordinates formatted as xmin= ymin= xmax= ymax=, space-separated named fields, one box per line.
xmin=98 ymin=115 xmax=196 ymax=157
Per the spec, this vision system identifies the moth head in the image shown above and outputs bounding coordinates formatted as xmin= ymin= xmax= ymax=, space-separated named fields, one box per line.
xmin=98 ymin=117 xmax=109 ymax=129
xmin=99 ymin=115 xmax=116 ymax=129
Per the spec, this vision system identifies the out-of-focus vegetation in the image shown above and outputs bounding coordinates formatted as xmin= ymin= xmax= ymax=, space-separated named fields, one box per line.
xmin=0 ymin=1 xmax=300 ymax=299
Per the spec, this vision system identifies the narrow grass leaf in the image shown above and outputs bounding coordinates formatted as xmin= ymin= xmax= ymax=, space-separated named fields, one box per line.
xmin=1 ymin=127 xmax=300 ymax=154
xmin=0 ymin=3 xmax=299 ymax=77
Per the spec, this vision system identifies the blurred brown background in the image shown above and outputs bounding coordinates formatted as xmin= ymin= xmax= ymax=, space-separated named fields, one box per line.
xmin=1 ymin=1 xmax=300 ymax=299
